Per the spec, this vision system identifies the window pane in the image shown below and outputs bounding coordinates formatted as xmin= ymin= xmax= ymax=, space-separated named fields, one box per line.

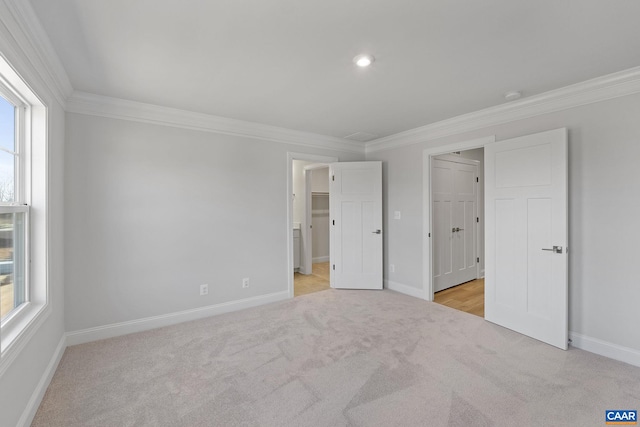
xmin=0 ymin=211 xmax=25 ymax=321
xmin=0 ymin=150 xmax=15 ymax=203
xmin=0 ymin=95 xmax=15 ymax=153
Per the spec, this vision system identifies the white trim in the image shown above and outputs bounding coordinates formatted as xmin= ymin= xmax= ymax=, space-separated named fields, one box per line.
xmin=16 ymin=333 xmax=66 ymax=427
xmin=66 ymin=291 xmax=289 ymax=346
xmin=569 ymin=331 xmax=640 ymax=368
xmin=67 ymin=91 xmax=366 ymax=154
xmin=366 ymin=66 xmax=640 ymax=153
xmin=312 ymin=256 xmax=330 ymax=263
xmin=303 ymin=163 xmax=330 ymax=172
xmin=1 ymin=0 xmax=73 ymax=107
xmin=385 ymin=280 xmax=428 ymax=300
xmin=423 ymin=136 xmax=495 ymax=302
xmin=0 ymin=305 xmax=51 ymax=378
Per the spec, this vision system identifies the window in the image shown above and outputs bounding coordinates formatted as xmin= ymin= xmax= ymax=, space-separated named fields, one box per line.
xmin=0 ymin=93 xmax=27 ymax=322
xmin=0 ymin=54 xmax=48 ymax=362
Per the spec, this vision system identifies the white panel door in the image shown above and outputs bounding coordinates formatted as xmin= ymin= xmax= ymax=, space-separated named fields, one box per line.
xmin=330 ymin=162 xmax=382 ymax=289
xmin=485 ymin=128 xmax=568 ymax=349
xmin=433 ymin=157 xmax=478 ymax=292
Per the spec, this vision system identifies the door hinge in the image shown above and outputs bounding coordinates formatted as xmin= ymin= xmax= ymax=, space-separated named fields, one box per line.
xmin=332 ymin=219 xmax=335 ymax=225
xmin=332 ymin=175 xmax=335 ymax=181
xmin=476 ymin=177 xmax=479 ymax=183
xmin=476 ymin=217 xmax=479 ymax=223
xmin=332 ymin=264 xmax=335 ymax=270
xmin=428 ymin=232 xmax=431 ymax=237
xmin=477 ymin=257 xmax=480 ymax=263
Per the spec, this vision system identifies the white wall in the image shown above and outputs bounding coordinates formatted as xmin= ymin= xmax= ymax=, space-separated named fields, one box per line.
xmin=367 ymin=92 xmax=640 ymax=354
xmin=65 ymin=113 xmax=363 ymax=332
xmin=311 ymin=167 xmax=329 ymax=193
xmin=0 ymin=3 xmax=66 ymax=426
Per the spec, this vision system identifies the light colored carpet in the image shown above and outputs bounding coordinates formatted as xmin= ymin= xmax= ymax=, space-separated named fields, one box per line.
xmin=33 ymin=290 xmax=640 ymax=427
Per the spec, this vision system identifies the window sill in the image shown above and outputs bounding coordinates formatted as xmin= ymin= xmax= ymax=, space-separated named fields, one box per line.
xmin=0 ymin=301 xmax=50 ymax=378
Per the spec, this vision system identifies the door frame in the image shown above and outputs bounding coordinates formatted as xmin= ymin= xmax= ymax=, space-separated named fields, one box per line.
xmin=422 ymin=136 xmax=495 ymax=301
xmin=287 ymin=152 xmax=338 ymax=299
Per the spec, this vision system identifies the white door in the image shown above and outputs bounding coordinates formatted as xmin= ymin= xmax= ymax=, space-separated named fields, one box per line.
xmin=330 ymin=161 xmax=383 ymax=289
xmin=433 ymin=156 xmax=478 ymax=292
xmin=485 ymin=128 xmax=568 ymax=349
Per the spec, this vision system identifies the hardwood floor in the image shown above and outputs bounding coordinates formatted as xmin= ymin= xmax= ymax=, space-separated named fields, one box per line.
xmin=294 ymin=262 xmax=330 ymax=297
xmin=434 ymin=278 xmax=484 ymax=317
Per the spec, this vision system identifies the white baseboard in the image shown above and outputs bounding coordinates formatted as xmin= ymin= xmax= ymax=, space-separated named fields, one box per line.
xmin=17 ymin=334 xmax=67 ymax=427
xmin=569 ymin=331 xmax=640 ymax=368
xmin=66 ymin=291 xmax=290 ymax=346
xmin=312 ymin=256 xmax=329 ymax=263
xmin=385 ymin=280 xmax=427 ymax=300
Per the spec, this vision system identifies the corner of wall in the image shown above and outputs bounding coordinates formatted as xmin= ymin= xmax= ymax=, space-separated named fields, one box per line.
xmin=15 ymin=334 xmax=67 ymax=427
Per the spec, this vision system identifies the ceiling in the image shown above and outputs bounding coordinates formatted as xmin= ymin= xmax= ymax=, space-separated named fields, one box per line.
xmin=29 ymin=0 xmax=640 ymax=141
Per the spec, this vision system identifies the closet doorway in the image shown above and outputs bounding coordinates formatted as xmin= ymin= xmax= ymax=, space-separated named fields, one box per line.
xmin=291 ymin=159 xmax=331 ymax=297
xmin=431 ymin=148 xmax=485 ymax=317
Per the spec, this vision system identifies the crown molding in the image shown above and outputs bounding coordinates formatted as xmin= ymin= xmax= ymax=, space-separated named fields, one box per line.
xmin=366 ymin=66 xmax=640 ymax=153
xmin=1 ymin=0 xmax=73 ymax=108
xmin=67 ymin=91 xmax=366 ymax=154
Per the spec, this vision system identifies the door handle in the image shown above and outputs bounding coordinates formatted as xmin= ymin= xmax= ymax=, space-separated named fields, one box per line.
xmin=372 ymin=229 xmax=381 ymax=234
xmin=542 ymin=246 xmax=563 ymax=254
xmin=452 ymin=227 xmax=464 ymax=233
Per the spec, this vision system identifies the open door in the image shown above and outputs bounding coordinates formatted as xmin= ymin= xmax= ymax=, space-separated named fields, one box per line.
xmin=330 ymin=161 xmax=383 ymax=290
xmin=485 ymin=128 xmax=568 ymax=349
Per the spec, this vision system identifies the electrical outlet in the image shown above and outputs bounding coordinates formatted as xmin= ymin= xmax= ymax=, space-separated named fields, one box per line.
xmin=200 ymin=284 xmax=208 ymax=296
xmin=242 ymin=277 xmax=250 ymax=288
xmin=390 ymin=264 xmax=395 ymax=273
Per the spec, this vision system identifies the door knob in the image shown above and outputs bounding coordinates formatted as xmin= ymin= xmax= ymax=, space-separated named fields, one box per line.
xmin=455 ymin=227 xmax=464 ymax=232
xmin=541 ymin=246 xmax=563 ymax=254
xmin=372 ymin=229 xmax=381 ymax=234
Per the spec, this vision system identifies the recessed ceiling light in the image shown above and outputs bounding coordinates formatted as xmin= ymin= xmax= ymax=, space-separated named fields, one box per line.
xmin=504 ymin=90 xmax=522 ymax=101
xmin=353 ymin=54 xmax=375 ymax=68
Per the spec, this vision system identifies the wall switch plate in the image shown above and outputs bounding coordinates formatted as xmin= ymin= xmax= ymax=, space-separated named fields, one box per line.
xmin=242 ymin=278 xmax=250 ymax=288
xmin=200 ymin=284 xmax=208 ymax=296
xmin=394 ymin=211 xmax=401 ymax=220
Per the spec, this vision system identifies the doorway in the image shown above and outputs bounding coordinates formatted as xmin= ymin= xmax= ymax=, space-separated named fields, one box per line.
xmin=431 ymin=149 xmax=485 ymax=317
xmin=289 ymin=155 xmax=335 ymax=298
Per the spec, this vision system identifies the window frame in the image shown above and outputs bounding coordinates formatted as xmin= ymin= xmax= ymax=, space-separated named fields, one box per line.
xmin=0 ymin=86 xmax=30 ymax=327
xmin=0 ymin=206 xmax=30 ymax=327
xmin=0 ymin=54 xmax=48 ymax=370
